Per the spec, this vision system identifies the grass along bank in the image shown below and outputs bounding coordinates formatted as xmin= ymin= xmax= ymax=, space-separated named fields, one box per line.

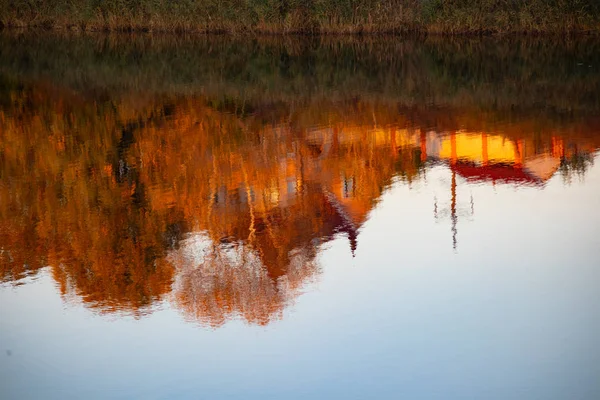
xmin=2 ymin=33 xmax=599 ymax=115
xmin=1 ymin=0 xmax=600 ymax=34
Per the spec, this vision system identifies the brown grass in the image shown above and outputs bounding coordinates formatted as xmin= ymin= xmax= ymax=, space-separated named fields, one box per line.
xmin=1 ymin=0 xmax=599 ymax=34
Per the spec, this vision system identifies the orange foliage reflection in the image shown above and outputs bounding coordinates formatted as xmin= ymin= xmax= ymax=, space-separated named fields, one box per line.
xmin=1 ymin=86 xmax=598 ymax=324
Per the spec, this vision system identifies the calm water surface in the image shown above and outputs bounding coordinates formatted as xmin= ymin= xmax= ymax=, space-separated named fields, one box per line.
xmin=1 ymin=34 xmax=600 ymax=399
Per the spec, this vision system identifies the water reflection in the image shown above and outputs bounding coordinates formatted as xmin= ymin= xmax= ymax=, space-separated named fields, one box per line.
xmin=1 ymin=35 xmax=599 ymax=328
xmin=1 ymin=86 xmax=598 ymax=325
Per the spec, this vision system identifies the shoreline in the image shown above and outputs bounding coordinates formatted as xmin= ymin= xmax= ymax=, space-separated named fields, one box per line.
xmin=1 ymin=33 xmax=598 ymax=117
xmin=2 ymin=24 xmax=600 ymax=36
xmin=2 ymin=0 xmax=599 ymax=36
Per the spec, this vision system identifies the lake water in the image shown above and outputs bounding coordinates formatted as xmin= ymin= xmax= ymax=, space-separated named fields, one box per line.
xmin=1 ymin=33 xmax=600 ymax=400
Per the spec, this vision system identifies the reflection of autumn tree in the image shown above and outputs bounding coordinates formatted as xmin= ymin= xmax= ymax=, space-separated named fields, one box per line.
xmin=2 ymin=85 xmax=598 ymax=324
xmin=0 ymin=90 xmax=335 ymax=321
xmin=131 ymin=97 xmax=427 ymax=324
xmin=559 ymin=153 xmax=596 ymax=183
xmin=169 ymin=233 xmax=318 ymax=327
xmin=0 ymin=86 xmax=178 ymax=312
xmin=134 ymin=102 xmax=334 ymax=324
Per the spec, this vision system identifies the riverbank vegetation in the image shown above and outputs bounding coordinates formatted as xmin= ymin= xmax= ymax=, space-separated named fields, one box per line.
xmin=1 ymin=0 xmax=600 ymax=34
xmin=2 ymin=33 xmax=599 ymax=115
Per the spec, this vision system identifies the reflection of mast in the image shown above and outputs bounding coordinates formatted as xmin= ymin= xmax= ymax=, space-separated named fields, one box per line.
xmin=450 ymin=130 xmax=458 ymax=250
xmin=450 ymin=169 xmax=457 ymax=250
xmin=432 ymin=131 xmax=475 ymax=252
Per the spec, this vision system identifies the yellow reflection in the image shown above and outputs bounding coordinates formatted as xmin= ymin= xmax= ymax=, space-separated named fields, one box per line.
xmin=438 ymin=131 xmax=517 ymax=165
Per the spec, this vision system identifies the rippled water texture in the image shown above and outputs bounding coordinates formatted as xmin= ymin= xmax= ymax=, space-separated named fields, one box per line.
xmin=1 ymin=34 xmax=600 ymax=399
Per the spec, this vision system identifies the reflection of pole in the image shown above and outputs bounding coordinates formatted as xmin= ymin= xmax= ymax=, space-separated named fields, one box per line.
xmin=450 ymin=130 xmax=458 ymax=250
xmin=450 ymin=131 xmax=457 ymax=165
xmin=451 ymin=169 xmax=458 ymax=251
xmin=482 ymin=132 xmax=488 ymax=166
xmin=420 ymin=130 xmax=427 ymax=162
xmin=433 ymin=166 xmax=471 ymax=251
xmin=516 ymin=139 xmax=524 ymax=167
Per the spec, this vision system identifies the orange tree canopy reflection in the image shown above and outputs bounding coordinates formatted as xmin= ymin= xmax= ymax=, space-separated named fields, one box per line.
xmin=1 ymin=86 xmax=598 ymax=323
